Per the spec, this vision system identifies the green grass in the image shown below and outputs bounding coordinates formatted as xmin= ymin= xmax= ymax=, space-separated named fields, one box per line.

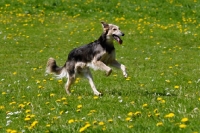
xmin=1 ymin=0 xmax=200 ymax=132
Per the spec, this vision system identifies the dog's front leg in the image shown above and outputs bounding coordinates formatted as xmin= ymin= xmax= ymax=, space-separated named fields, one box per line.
xmin=93 ymin=60 xmax=112 ymax=76
xmin=111 ymin=60 xmax=127 ymax=78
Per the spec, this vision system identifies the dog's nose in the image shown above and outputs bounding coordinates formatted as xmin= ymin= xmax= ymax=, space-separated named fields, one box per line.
xmin=122 ymin=33 xmax=125 ymax=36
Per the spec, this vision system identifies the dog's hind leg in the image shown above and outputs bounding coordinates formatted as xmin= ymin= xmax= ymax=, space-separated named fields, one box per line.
xmin=111 ymin=60 xmax=127 ymax=78
xmin=83 ymin=69 xmax=102 ymax=96
xmin=65 ymin=75 xmax=75 ymax=95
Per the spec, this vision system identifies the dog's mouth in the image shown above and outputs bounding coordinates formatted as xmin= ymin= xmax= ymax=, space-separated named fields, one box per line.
xmin=113 ymin=34 xmax=123 ymax=44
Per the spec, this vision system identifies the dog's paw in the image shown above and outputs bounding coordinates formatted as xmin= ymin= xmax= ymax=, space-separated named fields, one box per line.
xmin=94 ymin=91 xmax=103 ymax=96
xmin=123 ymin=73 xmax=128 ymax=78
xmin=106 ymin=68 xmax=112 ymax=76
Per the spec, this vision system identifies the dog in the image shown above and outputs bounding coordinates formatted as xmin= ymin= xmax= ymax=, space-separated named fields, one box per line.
xmin=46 ymin=22 xmax=127 ymax=96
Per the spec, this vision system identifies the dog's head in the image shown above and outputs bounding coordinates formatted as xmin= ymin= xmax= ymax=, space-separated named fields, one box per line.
xmin=101 ymin=22 xmax=125 ymax=44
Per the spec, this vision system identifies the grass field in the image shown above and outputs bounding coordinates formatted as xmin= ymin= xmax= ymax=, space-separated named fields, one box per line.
xmin=1 ymin=0 xmax=200 ymax=132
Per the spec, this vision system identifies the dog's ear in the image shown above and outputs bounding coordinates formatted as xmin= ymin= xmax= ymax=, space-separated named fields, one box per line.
xmin=101 ymin=22 xmax=109 ymax=32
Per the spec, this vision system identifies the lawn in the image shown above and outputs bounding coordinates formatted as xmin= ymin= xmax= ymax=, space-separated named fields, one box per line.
xmin=0 ymin=0 xmax=200 ymax=133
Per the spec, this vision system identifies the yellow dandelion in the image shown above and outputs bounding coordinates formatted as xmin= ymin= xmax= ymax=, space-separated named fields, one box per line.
xmin=155 ymin=113 xmax=160 ymax=117
xmin=18 ymin=104 xmax=25 ymax=108
xmin=102 ymin=126 xmax=106 ymax=131
xmin=165 ymin=113 xmax=175 ymax=118
xmin=126 ymin=117 xmax=131 ymax=121
xmin=98 ymin=121 xmax=104 ymax=126
xmin=79 ymin=127 xmax=87 ymax=132
xmin=161 ymin=99 xmax=165 ymax=103
xmin=0 ymin=106 xmax=5 ymax=110
xmin=85 ymin=123 xmax=91 ymax=128
xmin=174 ymin=85 xmax=180 ymax=89
xmin=31 ymin=121 xmax=38 ymax=127
xmin=156 ymin=122 xmax=163 ymax=126
xmin=56 ymin=99 xmax=61 ymax=102
xmin=2 ymin=92 xmax=6 ymax=95
xmin=142 ymin=103 xmax=148 ymax=108
xmin=157 ymin=97 xmax=162 ymax=101
xmin=25 ymin=110 xmax=31 ymax=113
xmin=126 ymin=77 xmax=131 ymax=81
xmin=154 ymin=109 xmax=158 ymax=113
xmin=128 ymin=125 xmax=133 ymax=128
xmin=77 ymin=104 xmax=82 ymax=109
xmin=108 ymin=119 xmax=113 ymax=123
xmin=179 ymin=124 xmax=186 ymax=128
xmin=60 ymin=111 xmax=64 ymax=115
xmin=46 ymin=124 xmax=51 ymax=127
xmin=38 ymin=85 xmax=43 ymax=89
xmin=165 ymin=80 xmax=170 ymax=83
xmin=93 ymin=120 xmax=98 ymax=125
xmin=24 ymin=117 xmax=31 ymax=121
xmin=134 ymin=111 xmax=141 ymax=116
xmin=13 ymin=72 xmax=17 ymax=75
xmin=93 ymin=96 xmax=98 ymax=99
xmin=76 ymin=109 xmax=81 ymax=112
xmin=68 ymin=119 xmax=75 ymax=124
xmin=63 ymin=102 xmax=68 ymax=105
xmin=58 ymin=79 xmax=62 ymax=84
xmin=127 ymin=112 xmax=133 ymax=116
xmin=181 ymin=117 xmax=188 ymax=123
xmin=50 ymin=93 xmax=55 ymax=97
xmin=61 ymin=97 xmax=66 ymax=101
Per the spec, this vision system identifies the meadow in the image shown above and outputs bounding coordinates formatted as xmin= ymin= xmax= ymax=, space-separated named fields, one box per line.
xmin=0 ymin=0 xmax=200 ymax=132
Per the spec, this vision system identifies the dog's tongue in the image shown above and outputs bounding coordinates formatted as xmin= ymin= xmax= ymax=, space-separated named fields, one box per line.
xmin=113 ymin=35 xmax=123 ymax=44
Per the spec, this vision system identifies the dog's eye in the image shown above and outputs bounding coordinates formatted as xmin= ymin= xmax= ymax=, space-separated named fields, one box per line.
xmin=113 ymin=29 xmax=117 ymax=31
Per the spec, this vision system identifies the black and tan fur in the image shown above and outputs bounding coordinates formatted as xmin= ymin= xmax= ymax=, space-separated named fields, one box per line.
xmin=46 ymin=22 xmax=127 ymax=95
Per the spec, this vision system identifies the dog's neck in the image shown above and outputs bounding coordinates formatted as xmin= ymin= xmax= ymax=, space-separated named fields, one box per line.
xmin=98 ymin=32 xmax=115 ymax=53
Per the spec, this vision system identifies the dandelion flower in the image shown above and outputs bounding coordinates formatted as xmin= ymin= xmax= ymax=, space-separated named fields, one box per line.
xmin=142 ymin=103 xmax=148 ymax=108
xmin=25 ymin=110 xmax=31 ymax=113
xmin=13 ymin=72 xmax=17 ymax=75
xmin=2 ymin=92 xmax=6 ymax=95
xmin=77 ymin=105 xmax=82 ymax=109
xmin=157 ymin=97 xmax=162 ymax=101
xmin=108 ymin=119 xmax=113 ymax=123
xmin=156 ymin=122 xmax=163 ymax=126
xmin=134 ymin=111 xmax=141 ymax=116
xmin=50 ymin=93 xmax=55 ymax=97
xmin=18 ymin=104 xmax=25 ymax=108
xmin=93 ymin=96 xmax=98 ymax=99
xmin=98 ymin=121 xmax=104 ymax=126
xmin=127 ymin=112 xmax=133 ymax=116
xmin=61 ymin=97 xmax=66 ymax=101
xmin=24 ymin=117 xmax=31 ymax=121
xmin=46 ymin=124 xmax=51 ymax=127
xmin=181 ymin=117 xmax=188 ymax=123
xmin=179 ymin=124 xmax=186 ymax=128
xmin=165 ymin=113 xmax=175 ymax=118
xmin=125 ymin=117 xmax=131 ymax=121
xmin=174 ymin=86 xmax=180 ymax=89
xmin=68 ymin=119 xmax=75 ymax=124
xmin=79 ymin=127 xmax=87 ymax=132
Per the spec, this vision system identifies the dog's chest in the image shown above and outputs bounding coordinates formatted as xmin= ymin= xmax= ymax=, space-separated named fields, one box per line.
xmin=100 ymin=50 xmax=115 ymax=64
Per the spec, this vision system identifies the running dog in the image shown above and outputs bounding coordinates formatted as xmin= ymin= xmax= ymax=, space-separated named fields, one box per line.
xmin=46 ymin=22 xmax=127 ymax=96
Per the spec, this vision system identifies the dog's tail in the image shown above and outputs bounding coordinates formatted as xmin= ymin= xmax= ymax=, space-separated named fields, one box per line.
xmin=46 ymin=58 xmax=68 ymax=79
